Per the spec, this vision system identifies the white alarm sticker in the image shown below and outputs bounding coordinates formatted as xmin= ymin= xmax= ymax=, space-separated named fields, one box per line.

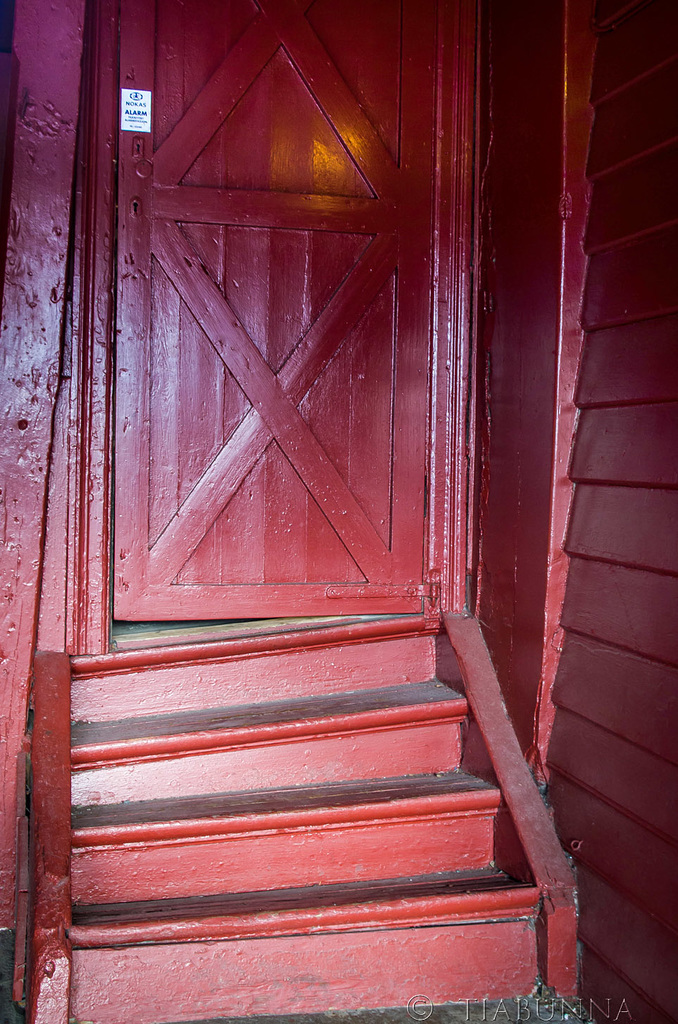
xmin=121 ymin=89 xmax=152 ymax=133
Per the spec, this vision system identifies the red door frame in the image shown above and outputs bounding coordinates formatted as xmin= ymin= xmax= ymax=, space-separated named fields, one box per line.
xmin=45 ymin=0 xmax=479 ymax=657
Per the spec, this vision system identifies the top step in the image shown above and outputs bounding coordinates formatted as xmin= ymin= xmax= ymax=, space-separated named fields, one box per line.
xmin=70 ymin=631 xmax=461 ymax=722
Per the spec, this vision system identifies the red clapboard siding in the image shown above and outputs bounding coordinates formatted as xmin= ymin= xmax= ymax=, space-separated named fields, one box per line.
xmin=582 ymin=224 xmax=678 ymax=329
xmin=581 ymin=944 xmax=675 ymax=1024
xmin=590 ymin=1 xmax=678 ymax=103
xmin=547 ymin=708 xmax=678 ymax=843
xmin=575 ymin=314 xmax=678 ymax=407
xmin=561 ymin=558 xmax=678 ymax=665
xmin=551 ymin=5 xmax=678 ymax=1016
xmin=570 ymin=405 xmax=678 ymax=487
xmin=549 ymin=773 xmax=678 ymax=932
xmin=588 ymin=61 xmax=678 ymax=177
xmin=566 ymin=485 xmax=678 ymax=573
xmin=576 ymin=865 xmax=678 ymax=1019
xmin=586 ymin=145 xmax=678 ymax=251
xmin=552 ymin=635 xmax=678 ymax=766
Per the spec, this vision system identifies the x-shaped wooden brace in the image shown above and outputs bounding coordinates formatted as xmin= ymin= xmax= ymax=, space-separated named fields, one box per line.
xmin=153 ymin=0 xmax=400 ymax=200
xmin=147 ymin=0 xmax=402 ymax=585
xmin=149 ymin=224 xmax=397 ymax=583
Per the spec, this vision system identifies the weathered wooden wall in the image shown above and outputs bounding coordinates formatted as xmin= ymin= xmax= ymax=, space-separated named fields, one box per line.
xmin=475 ymin=0 xmax=565 ymax=757
xmin=0 ymin=0 xmax=85 ymax=926
xmin=548 ymin=0 xmax=678 ymax=1017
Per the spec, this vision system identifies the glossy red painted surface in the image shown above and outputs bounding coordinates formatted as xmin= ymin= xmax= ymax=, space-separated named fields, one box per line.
xmin=26 ymin=654 xmax=72 ymax=1024
xmin=531 ymin=0 xmax=595 ymax=775
xmin=19 ymin=0 xmax=678 ymax=1016
xmin=443 ymin=614 xmax=577 ymax=995
xmin=71 ymin=690 xmax=468 ymax=766
xmin=550 ymin=772 xmax=678 ymax=932
xmin=0 ymin=0 xmax=85 ymax=928
xmin=70 ymin=921 xmax=538 ymax=1023
xmin=549 ymin=3 xmax=678 ymax=1009
xmin=71 ymin=629 xmax=442 ymax=721
xmin=577 ymin=866 xmax=676 ymax=1022
xmin=69 ymin=885 xmax=541 ymax=948
xmin=427 ymin=0 xmax=477 ymax=614
xmin=475 ymin=0 xmax=571 ymax=760
xmin=113 ymin=0 xmax=451 ymax=620
xmin=562 ymin=559 xmax=678 ymax=665
xmin=72 ymin=806 xmax=498 ymax=904
xmin=38 ymin=0 xmax=116 ymax=657
xmin=72 ymin=720 xmax=464 ymax=806
xmin=553 ymin=634 xmax=678 ymax=766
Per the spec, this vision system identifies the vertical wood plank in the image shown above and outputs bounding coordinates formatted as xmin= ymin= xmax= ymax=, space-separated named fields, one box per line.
xmin=114 ymin=0 xmax=157 ymax=611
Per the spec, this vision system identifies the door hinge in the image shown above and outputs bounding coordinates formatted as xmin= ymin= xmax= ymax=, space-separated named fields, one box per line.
xmin=325 ymin=569 xmax=441 ymax=624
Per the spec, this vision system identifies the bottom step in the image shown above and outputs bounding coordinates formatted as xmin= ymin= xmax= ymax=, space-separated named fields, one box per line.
xmin=69 ymin=872 xmax=540 ymax=1024
xmin=71 ymin=919 xmax=539 ymax=1024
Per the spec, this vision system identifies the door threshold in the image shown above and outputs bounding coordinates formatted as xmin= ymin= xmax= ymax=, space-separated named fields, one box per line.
xmin=111 ymin=615 xmax=414 ymax=653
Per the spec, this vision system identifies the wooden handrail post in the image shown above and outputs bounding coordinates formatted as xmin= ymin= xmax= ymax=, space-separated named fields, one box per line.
xmin=26 ymin=652 xmax=72 ymax=1024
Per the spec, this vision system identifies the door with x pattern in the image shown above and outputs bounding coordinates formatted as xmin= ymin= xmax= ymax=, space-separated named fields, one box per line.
xmin=114 ymin=0 xmax=438 ymax=620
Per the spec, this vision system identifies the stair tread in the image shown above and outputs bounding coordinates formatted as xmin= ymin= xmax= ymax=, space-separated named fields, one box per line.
xmin=72 ymin=770 xmax=497 ymax=829
xmin=71 ymin=681 xmax=464 ymax=747
xmin=72 ymin=868 xmax=533 ymax=925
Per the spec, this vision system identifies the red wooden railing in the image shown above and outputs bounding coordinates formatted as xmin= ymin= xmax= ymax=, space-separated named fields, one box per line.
xmin=25 ymin=652 xmax=72 ymax=1024
xmin=444 ymin=614 xmax=578 ymax=995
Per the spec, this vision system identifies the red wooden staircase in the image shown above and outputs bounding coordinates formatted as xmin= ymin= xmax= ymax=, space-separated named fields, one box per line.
xmin=20 ymin=618 xmax=577 ymax=1023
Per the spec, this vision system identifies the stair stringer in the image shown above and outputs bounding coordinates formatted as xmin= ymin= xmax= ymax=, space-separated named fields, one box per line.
xmin=444 ymin=612 xmax=578 ymax=997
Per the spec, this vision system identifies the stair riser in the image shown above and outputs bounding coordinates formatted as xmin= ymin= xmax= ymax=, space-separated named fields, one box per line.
xmin=72 ymin=812 xmax=496 ymax=903
xmin=72 ymin=720 xmax=462 ymax=806
xmin=72 ymin=635 xmax=440 ymax=722
xmin=71 ymin=921 xmax=537 ymax=1023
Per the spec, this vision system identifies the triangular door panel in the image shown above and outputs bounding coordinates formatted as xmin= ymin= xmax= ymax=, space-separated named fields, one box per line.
xmin=308 ymin=0 xmax=402 ymax=162
xmin=183 ymin=48 xmax=373 ymax=198
xmin=153 ymin=0 xmax=259 ymax=151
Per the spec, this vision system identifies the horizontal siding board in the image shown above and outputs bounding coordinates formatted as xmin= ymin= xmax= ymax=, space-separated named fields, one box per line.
xmin=581 ymin=941 xmax=675 ymax=1024
xmin=591 ymin=2 xmax=678 ymax=103
xmin=575 ymin=314 xmax=678 ymax=406
xmin=570 ymin=405 xmax=678 ymax=487
xmin=566 ymin=485 xmax=678 ymax=573
xmin=552 ymin=635 xmax=678 ymax=766
xmin=588 ymin=61 xmax=678 ymax=176
xmin=550 ymin=773 xmax=678 ymax=932
xmin=547 ymin=708 xmax=678 ymax=842
xmin=561 ymin=559 xmax=678 ymax=665
xmin=577 ymin=865 xmax=678 ymax=1019
xmin=582 ymin=224 xmax=678 ymax=329
xmin=586 ymin=144 xmax=678 ymax=250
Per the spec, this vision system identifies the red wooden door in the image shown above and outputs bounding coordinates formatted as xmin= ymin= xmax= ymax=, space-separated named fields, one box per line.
xmin=114 ymin=0 xmax=438 ymax=620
